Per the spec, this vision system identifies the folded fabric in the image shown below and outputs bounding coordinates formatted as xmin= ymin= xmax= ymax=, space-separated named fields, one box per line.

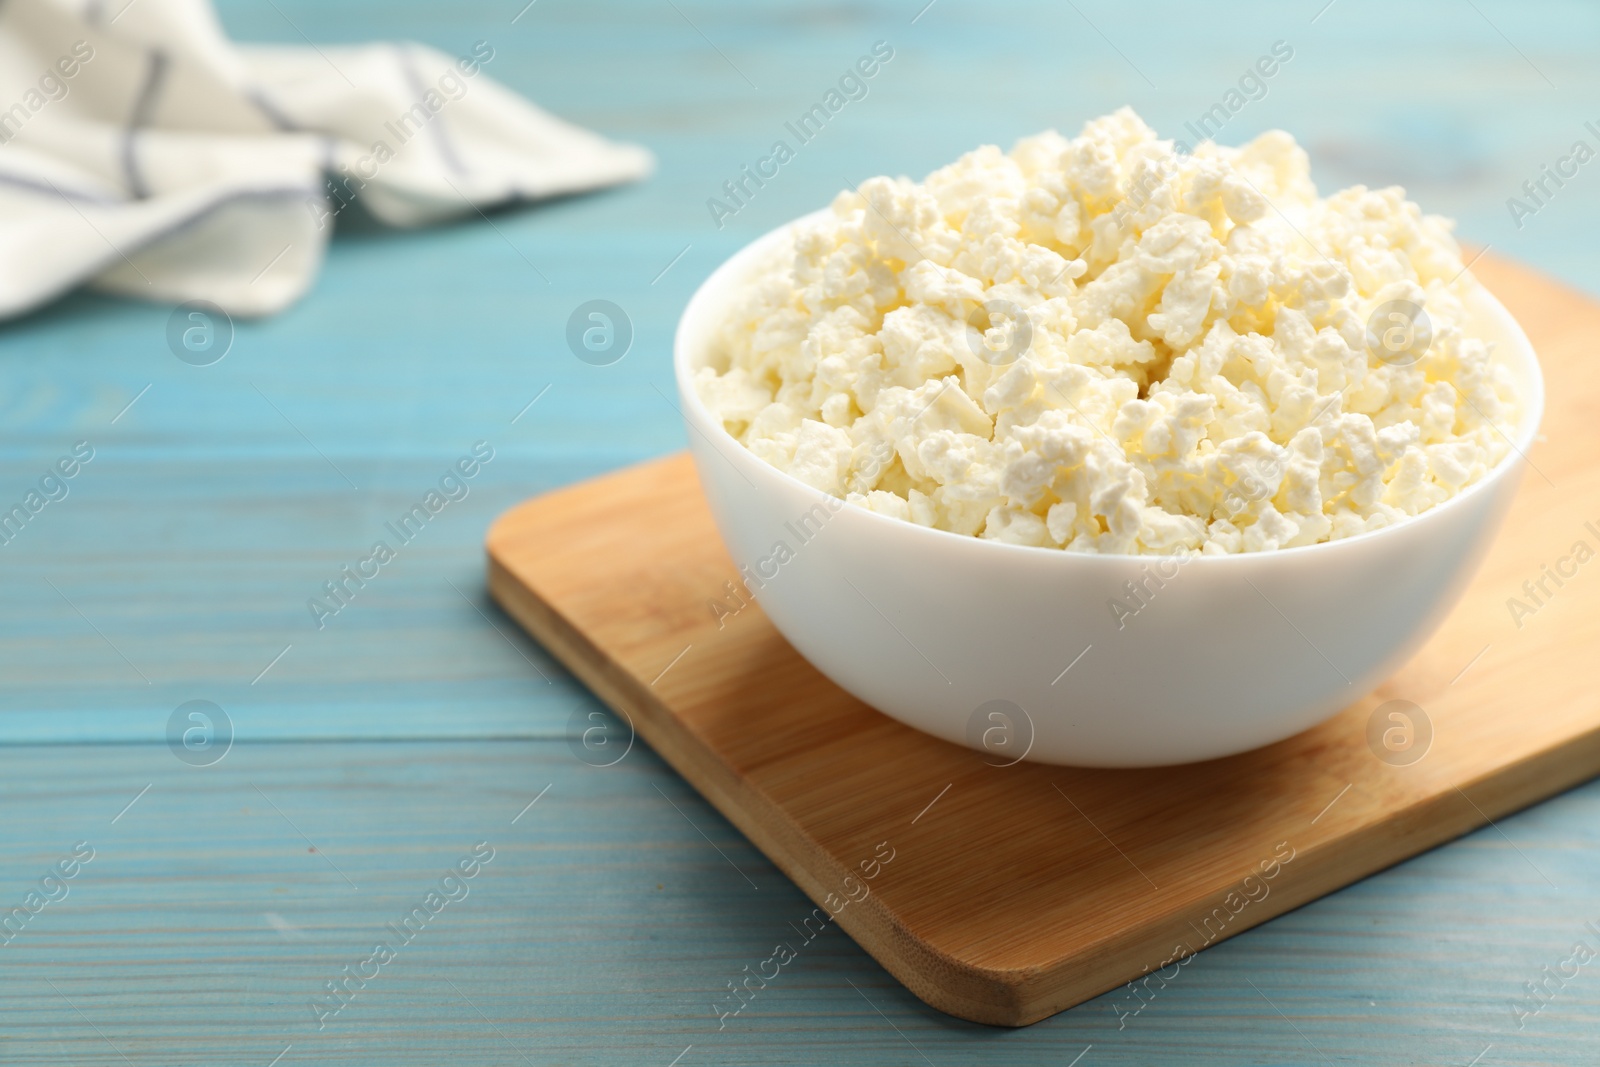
xmin=0 ymin=0 xmax=653 ymax=319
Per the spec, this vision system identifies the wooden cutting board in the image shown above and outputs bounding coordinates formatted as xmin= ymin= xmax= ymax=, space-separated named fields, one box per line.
xmin=486 ymin=254 xmax=1600 ymax=1027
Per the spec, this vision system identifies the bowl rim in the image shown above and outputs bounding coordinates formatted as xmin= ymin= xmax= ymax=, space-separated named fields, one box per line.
xmin=673 ymin=209 xmax=1548 ymax=566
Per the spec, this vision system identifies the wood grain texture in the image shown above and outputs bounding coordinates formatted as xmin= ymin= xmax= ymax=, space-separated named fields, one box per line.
xmin=487 ymin=254 xmax=1599 ymax=1026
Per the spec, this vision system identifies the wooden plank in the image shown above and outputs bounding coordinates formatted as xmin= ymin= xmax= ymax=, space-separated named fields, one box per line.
xmin=3 ymin=737 xmax=1596 ymax=1066
xmin=487 ymin=253 xmax=1600 ymax=1026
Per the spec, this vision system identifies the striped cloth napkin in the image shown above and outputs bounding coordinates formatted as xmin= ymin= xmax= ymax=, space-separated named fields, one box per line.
xmin=0 ymin=0 xmax=652 ymax=318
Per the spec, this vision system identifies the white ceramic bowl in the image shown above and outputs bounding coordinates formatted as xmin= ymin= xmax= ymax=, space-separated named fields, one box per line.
xmin=674 ymin=213 xmax=1545 ymax=767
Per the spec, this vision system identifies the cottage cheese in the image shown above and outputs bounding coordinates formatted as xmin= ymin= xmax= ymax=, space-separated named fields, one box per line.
xmin=695 ymin=108 xmax=1520 ymax=555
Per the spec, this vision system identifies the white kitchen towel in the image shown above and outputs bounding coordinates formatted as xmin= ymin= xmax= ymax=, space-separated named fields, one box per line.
xmin=0 ymin=0 xmax=653 ymax=318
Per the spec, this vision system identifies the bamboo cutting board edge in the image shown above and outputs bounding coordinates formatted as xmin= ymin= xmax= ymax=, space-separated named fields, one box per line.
xmin=485 ymin=547 xmax=1008 ymax=1019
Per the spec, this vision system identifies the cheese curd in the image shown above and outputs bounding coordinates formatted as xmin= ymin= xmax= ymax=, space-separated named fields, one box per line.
xmin=694 ymin=108 xmax=1520 ymax=555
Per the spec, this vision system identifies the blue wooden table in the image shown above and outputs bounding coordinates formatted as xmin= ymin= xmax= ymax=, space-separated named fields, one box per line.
xmin=4 ymin=0 xmax=1597 ymax=1062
